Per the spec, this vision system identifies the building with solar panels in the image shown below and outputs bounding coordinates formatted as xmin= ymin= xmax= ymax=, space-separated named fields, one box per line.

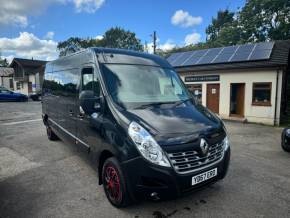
xmin=167 ymin=40 xmax=290 ymax=126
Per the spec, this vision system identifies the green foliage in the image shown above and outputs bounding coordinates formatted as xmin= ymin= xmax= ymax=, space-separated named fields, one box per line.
xmin=0 ymin=52 xmax=9 ymax=67
xmin=206 ymin=9 xmax=235 ymax=42
xmin=57 ymin=27 xmax=143 ymax=57
xmin=101 ymin=27 xmax=143 ymax=51
xmin=164 ymin=0 xmax=290 ymax=56
xmin=57 ymin=37 xmax=103 ymax=57
xmin=239 ymin=0 xmax=290 ymax=42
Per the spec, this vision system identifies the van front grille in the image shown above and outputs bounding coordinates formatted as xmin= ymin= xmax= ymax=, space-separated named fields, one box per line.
xmin=167 ymin=141 xmax=224 ymax=174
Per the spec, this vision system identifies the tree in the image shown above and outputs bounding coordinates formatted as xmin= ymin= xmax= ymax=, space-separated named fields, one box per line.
xmin=162 ymin=0 xmax=290 ymax=56
xmin=57 ymin=27 xmax=143 ymax=56
xmin=239 ymin=0 xmax=290 ymax=42
xmin=213 ymin=20 xmax=243 ymax=46
xmin=206 ymin=9 xmax=235 ymax=42
xmin=57 ymin=37 xmax=103 ymax=57
xmin=101 ymin=27 xmax=143 ymax=51
xmin=0 ymin=52 xmax=9 ymax=67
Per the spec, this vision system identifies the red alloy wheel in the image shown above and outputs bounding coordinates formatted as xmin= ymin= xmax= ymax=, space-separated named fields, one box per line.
xmin=104 ymin=165 xmax=122 ymax=204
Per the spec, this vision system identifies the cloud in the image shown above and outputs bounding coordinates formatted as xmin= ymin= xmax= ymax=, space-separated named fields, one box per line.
xmin=0 ymin=0 xmax=105 ymax=27
xmin=146 ymin=39 xmax=176 ymax=53
xmin=95 ymin=35 xmax=104 ymax=40
xmin=73 ymin=0 xmax=105 ymax=13
xmin=158 ymin=40 xmax=176 ymax=51
xmin=44 ymin=31 xmax=55 ymax=40
xmin=0 ymin=55 xmax=14 ymax=64
xmin=184 ymin=32 xmax=201 ymax=45
xmin=171 ymin=10 xmax=202 ymax=28
xmin=0 ymin=32 xmax=59 ymax=61
xmin=0 ymin=0 xmax=46 ymax=27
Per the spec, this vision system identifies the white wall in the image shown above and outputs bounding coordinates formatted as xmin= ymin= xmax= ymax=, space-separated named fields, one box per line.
xmin=0 ymin=77 xmax=13 ymax=90
xmin=13 ymin=81 xmax=28 ymax=95
xmin=13 ymin=74 xmax=37 ymax=95
xmin=180 ymin=69 xmax=283 ymax=125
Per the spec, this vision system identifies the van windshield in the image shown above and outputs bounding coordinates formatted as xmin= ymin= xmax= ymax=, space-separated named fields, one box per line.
xmin=101 ymin=64 xmax=191 ymax=109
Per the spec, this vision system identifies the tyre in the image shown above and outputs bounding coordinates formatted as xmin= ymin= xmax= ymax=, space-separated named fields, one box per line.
xmin=281 ymin=129 xmax=290 ymax=152
xmin=46 ymin=126 xmax=59 ymax=141
xmin=102 ymin=157 xmax=132 ymax=207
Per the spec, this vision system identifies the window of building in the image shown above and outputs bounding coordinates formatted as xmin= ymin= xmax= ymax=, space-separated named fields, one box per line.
xmin=16 ymin=82 xmax=22 ymax=90
xmin=252 ymin=82 xmax=272 ymax=106
xmin=186 ymin=84 xmax=202 ymax=103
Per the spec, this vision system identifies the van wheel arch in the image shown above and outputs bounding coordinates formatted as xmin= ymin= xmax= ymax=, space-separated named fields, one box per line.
xmin=98 ymin=150 xmax=114 ymax=185
xmin=43 ymin=114 xmax=48 ymax=126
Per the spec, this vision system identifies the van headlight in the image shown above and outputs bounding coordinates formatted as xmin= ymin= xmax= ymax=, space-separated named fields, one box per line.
xmin=128 ymin=121 xmax=171 ymax=167
xmin=286 ymin=129 xmax=290 ymax=137
xmin=223 ymin=136 xmax=230 ymax=151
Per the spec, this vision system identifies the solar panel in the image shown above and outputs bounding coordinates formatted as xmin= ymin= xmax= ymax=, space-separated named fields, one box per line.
xmin=169 ymin=52 xmax=185 ymax=65
xmin=255 ymin=42 xmax=274 ymax=50
xmin=249 ymin=49 xmax=272 ymax=60
xmin=167 ymin=53 xmax=180 ymax=63
xmin=166 ymin=42 xmax=274 ymax=67
xmin=172 ymin=51 xmax=194 ymax=66
xmin=183 ymin=56 xmax=201 ymax=66
xmin=212 ymin=52 xmax=233 ymax=63
xmin=198 ymin=55 xmax=217 ymax=64
xmin=231 ymin=51 xmax=252 ymax=62
xmin=237 ymin=44 xmax=255 ymax=53
xmin=206 ymin=47 xmax=223 ymax=56
xmin=193 ymin=49 xmax=208 ymax=57
xmin=222 ymin=46 xmax=238 ymax=53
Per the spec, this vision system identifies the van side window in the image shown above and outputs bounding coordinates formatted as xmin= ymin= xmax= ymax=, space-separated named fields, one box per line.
xmin=81 ymin=67 xmax=100 ymax=96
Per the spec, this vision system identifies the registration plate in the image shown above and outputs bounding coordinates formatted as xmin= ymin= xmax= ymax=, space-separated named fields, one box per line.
xmin=192 ymin=168 xmax=217 ymax=186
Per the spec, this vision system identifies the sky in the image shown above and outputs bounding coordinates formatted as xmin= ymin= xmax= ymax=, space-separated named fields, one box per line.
xmin=0 ymin=0 xmax=245 ymax=62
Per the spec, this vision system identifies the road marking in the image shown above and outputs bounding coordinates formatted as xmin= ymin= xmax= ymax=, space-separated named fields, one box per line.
xmin=0 ymin=119 xmax=42 ymax=126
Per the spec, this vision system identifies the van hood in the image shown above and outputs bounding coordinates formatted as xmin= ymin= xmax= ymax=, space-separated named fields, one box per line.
xmin=120 ymin=100 xmax=223 ymax=140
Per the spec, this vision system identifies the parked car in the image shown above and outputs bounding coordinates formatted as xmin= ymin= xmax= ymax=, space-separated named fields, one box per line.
xmin=42 ymin=48 xmax=231 ymax=207
xmin=30 ymin=91 xmax=42 ymax=101
xmin=281 ymin=127 xmax=290 ymax=152
xmin=0 ymin=86 xmax=28 ymax=102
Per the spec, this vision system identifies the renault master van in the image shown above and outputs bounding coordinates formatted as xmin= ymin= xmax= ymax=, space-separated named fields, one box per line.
xmin=42 ymin=48 xmax=230 ymax=207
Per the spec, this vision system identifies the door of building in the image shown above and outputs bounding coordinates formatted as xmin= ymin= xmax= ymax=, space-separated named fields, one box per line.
xmin=206 ymin=84 xmax=220 ymax=113
xmin=28 ymin=82 xmax=32 ymax=93
xmin=230 ymin=83 xmax=245 ymax=117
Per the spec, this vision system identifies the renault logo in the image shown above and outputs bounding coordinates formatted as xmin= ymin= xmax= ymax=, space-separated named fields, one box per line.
xmin=200 ymin=138 xmax=209 ymax=156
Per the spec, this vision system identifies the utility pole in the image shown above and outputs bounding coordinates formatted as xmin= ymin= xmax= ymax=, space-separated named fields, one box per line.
xmin=152 ymin=31 xmax=157 ymax=54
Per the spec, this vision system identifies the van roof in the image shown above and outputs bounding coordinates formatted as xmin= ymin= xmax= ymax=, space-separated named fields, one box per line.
xmin=93 ymin=47 xmax=172 ymax=68
xmin=46 ymin=48 xmax=172 ymax=69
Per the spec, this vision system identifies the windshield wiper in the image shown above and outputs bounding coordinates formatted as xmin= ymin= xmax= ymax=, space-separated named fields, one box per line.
xmin=172 ymin=98 xmax=191 ymax=107
xmin=134 ymin=101 xmax=176 ymax=109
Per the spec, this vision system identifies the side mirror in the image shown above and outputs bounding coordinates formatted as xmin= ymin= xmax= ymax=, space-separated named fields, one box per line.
xmin=79 ymin=90 xmax=101 ymax=115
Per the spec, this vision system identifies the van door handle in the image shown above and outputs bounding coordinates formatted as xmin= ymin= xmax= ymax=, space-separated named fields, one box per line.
xmin=69 ymin=110 xmax=74 ymax=116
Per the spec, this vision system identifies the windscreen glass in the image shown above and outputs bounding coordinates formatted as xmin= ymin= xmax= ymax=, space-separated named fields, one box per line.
xmin=101 ymin=64 xmax=191 ymax=109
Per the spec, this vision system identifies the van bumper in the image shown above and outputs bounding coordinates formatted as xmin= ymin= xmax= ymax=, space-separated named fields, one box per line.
xmin=121 ymin=147 xmax=230 ymax=201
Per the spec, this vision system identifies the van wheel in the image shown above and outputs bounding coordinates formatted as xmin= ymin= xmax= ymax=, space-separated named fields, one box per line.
xmin=281 ymin=130 xmax=290 ymax=152
xmin=102 ymin=157 xmax=132 ymax=207
xmin=46 ymin=126 xmax=59 ymax=141
xmin=282 ymin=141 xmax=290 ymax=152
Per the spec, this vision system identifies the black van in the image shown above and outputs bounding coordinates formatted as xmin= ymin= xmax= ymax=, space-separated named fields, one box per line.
xmin=42 ymin=48 xmax=230 ymax=207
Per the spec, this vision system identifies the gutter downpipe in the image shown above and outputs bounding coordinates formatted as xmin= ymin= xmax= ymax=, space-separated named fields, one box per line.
xmin=274 ymin=69 xmax=279 ymax=126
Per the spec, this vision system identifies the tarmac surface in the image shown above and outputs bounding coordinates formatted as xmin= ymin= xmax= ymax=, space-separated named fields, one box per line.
xmin=0 ymin=101 xmax=289 ymax=218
